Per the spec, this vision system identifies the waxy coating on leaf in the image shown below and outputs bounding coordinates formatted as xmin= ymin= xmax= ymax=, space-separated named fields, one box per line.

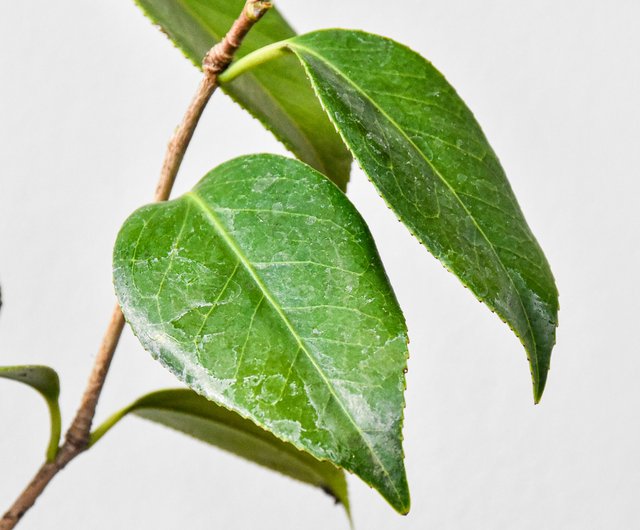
xmin=226 ymin=30 xmax=558 ymax=402
xmin=223 ymin=30 xmax=559 ymax=401
xmin=113 ymin=155 xmax=410 ymax=513
xmin=91 ymin=388 xmax=350 ymax=511
xmin=133 ymin=0 xmax=351 ymax=189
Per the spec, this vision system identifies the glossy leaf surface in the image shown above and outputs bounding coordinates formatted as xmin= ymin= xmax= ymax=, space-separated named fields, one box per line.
xmin=91 ymin=388 xmax=349 ymax=510
xmin=275 ymin=30 xmax=558 ymax=401
xmin=113 ymin=154 xmax=410 ymax=512
xmin=0 ymin=365 xmax=61 ymax=460
xmin=133 ymin=0 xmax=351 ymax=189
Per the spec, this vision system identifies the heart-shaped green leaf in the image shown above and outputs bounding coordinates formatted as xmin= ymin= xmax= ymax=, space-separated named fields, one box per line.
xmin=225 ymin=30 xmax=559 ymax=401
xmin=133 ymin=0 xmax=351 ymax=189
xmin=90 ymin=388 xmax=350 ymax=511
xmin=0 ymin=365 xmax=61 ymax=461
xmin=113 ymin=154 xmax=410 ymax=513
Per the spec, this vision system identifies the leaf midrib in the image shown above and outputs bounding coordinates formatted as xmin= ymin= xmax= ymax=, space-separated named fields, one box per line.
xmin=290 ymin=42 xmax=540 ymax=380
xmin=184 ymin=191 xmax=402 ymax=503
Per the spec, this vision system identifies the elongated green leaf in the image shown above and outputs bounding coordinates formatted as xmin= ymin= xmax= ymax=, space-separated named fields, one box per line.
xmin=114 ymin=154 xmax=409 ymax=513
xmin=0 ymin=365 xmax=61 ymax=461
xmin=133 ymin=0 xmax=351 ymax=189
xmin=226 ymin=30 xmax=558 ymax=401
xmin=90 ymin=388 xmax=349 ymax=510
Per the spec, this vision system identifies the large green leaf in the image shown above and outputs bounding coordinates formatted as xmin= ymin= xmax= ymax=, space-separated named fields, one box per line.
xmin=225 ymin=30 xmax=559 ymax=401
xmin=133 ymin=0 xmax=351 ymax=189
xmin=90 ymin=388 xmax=349 ymax=511
xmin=113 ymin=154 xmax=410 ymax=512
xmin=0 ymin=365 xmax=61 ymax=461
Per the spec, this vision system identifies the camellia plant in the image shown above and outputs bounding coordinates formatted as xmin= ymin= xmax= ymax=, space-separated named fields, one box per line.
xmin=0 ymin=0 xmax=558 ymax=527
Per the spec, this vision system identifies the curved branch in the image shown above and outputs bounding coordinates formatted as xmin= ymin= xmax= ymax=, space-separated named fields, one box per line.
xmin=0 ymin=2 xmax=271 ymax=528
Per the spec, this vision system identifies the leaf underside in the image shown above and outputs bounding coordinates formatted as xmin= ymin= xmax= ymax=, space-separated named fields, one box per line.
xmin=133 ymin=0 xmax=351 ymax=189
xmin=119 ymin=388 xmax=349 ymax=510
xmin=281 ymin=30 xmax=559 ymax=401
xmin=113 ymin=154 xmax=410 ymax=513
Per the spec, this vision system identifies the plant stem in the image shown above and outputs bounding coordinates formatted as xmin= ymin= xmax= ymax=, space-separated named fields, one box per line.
xmin=0 ymin=2 xmax=271 ymax=528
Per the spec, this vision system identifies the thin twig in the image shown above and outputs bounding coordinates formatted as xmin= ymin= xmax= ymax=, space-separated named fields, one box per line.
xmin=155 ymin=0 xmax=273 ymax=201
xmin=0 ymin=2 xmax=271 ymax=528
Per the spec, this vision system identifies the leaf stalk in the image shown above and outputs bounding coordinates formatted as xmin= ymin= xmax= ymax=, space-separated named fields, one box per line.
xmin=218 ymin=41 xmax=290 ymax=84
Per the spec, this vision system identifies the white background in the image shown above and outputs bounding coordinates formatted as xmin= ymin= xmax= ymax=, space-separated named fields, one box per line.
xmin=1 ymin=1 xmax=639 ymax=528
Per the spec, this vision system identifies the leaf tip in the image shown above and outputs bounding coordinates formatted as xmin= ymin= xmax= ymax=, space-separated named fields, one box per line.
xmin=532 ymin=368 xmax=549 ymax=404
xmin=397 ymin=498 xmax=411 ymax=516
xmin=321 ymin=484 xmax=353 ymax=523
xmin=384 ymin=476 xmax=411 ymax=515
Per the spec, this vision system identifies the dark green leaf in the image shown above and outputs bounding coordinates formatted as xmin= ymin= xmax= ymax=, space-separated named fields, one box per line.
xmin=233 ymin=30 xmax=557 ymax=401
xmin=113 ymin=154 xmax=410 ymax=513
xmin=0 ymin=365 xmax=61 ymax=460
xmin=91 ymin=388 xmax=350 ymax=511
xmin=133 ymin=0 xmax=351 ymax=189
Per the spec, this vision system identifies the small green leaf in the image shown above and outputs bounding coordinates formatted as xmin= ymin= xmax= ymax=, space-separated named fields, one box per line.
xmin=114 ymin=154 xmax=410 ymax=513
xmin=90 ymin=388 xmax=350 ymax=511
xmin=133 ymin=0 xmax=351 ymax=189
xmin=226 ymin=30 xmax=558 ymax=401
xmin=0 ymin=365 xmax=61 ymax=461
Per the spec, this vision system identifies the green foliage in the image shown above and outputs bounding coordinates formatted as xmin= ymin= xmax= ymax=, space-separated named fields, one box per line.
xmin=90 ymin=388 xmax=350 ymax=511
xmin=115 ymin=8 xmax=559 ymax=516
xmin=0 ymin=365 xmax=61 ymax=461
xmin=0 ymin=0 xmax=563 ymax=525
xmin=223 ymin=30 xmax=559 ymax=402
xmin=133 ymin=0 xmax=351 ymax=189
xmin=113 ymin=154 xmax=410 ymax=512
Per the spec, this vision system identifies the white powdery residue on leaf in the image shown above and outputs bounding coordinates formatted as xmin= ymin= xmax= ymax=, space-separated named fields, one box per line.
xmin=267 ymin=419 xmax=303 ymax=445
xmin=122 ymin=297 xmax=237 ymax=413
xmin=331 ymin=379 xmax=396 ymax=435
xmin=164 ymin=301 xmax=214 ymax=325
xmin=251 ymin=174 xmax=280 ymax=193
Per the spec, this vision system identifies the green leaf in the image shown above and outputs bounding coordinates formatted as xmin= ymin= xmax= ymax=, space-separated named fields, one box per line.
xmin=133 ymin=0 xmax=351 ymax=189
xmin=225 ymin=30 xmax=559 ymax=401
xmin=0 ymin=365 xmax=61 ymax=461
xmin=113 ymin=154 xmax=410 ymax=513
xmin=90 ymin=388 xmax=350 ymax=511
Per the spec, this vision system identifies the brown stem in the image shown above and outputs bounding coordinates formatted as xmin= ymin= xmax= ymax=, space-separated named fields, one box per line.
xmin=155 ymin=0 xmax=273 ymax=202
xmin=0 ymin=2 xmax=271 ymax=528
